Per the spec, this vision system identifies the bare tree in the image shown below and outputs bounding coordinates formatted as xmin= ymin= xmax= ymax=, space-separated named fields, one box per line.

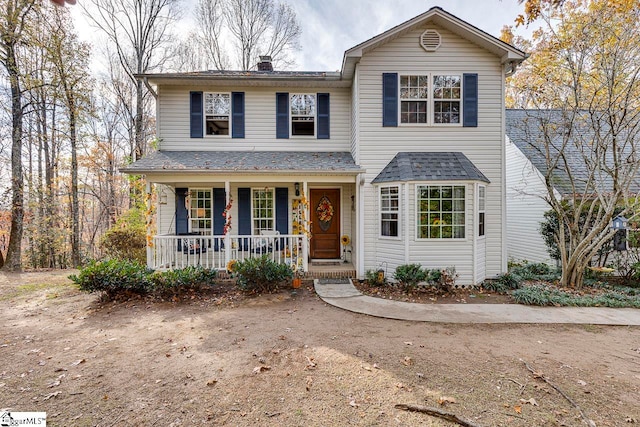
xmin=46 ymin=6 xmax=92 ymax=267
xmin=82 ymin=0 xmax=182 ymax=160
xmin=0 ymin=0 xmax=38 ymax=272
xmin=190 ymin=0 xmax=301 ymax=71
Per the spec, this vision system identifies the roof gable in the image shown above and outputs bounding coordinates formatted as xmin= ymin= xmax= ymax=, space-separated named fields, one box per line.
xmin=342 ymin=7 xmax=527 ymax=80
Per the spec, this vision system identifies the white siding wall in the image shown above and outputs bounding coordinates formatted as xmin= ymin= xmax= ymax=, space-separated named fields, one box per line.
xmin=505 ymin=137 xmax=555 ymax=265
xmin=157 ymin=184 xmax=176 ymax=235
xmin=356 ymin=24 xmax=505 ymax=285
xmin=158 ymin=86 xmax=351 ymax=152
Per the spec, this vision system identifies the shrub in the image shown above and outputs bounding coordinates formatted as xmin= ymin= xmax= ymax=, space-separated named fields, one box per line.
xmin=365 ymin=269 xmax=388 ymax=286
xmin=512 ymin=284 xmax=640 ymax=307
xmin=233 ymin=255 xmax=293 ymax=293
xmin=483 ymin=273 xmax=521 ymax=293
xmin=101 ymin=208 xmax=147 ymax=263
xmin=151 ymin=266 xmax=217 ymax=297
xmin=69 ymin=259 xmax=153 ymax=299
xmin=394 ymin=264 xmax=427 ymax=291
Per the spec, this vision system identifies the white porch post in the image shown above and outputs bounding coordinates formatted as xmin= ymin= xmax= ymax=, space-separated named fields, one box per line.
xmin=357 ymin=174 xmax=365 ymax=279
xmin=224 ymin=181 xmax=231 ymax=267
xmin=145 ymin=181 xmax=153 ymax=268
xmin=302 ymin=181 xmax=309 ymax=273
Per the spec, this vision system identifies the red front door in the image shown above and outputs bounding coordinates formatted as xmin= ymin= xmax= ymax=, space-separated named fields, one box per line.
xmin=310 ymin=189 xmax=340 ymax=259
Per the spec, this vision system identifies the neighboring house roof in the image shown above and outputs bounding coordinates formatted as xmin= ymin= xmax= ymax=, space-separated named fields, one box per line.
xmin=371 ymin=152 xmax=490 ymax=184
xmin=120 ymin=151 xmax=363 ymax=175
xmin=505 ymin=109 xmax=640 ymax=196
xmin=342 ymin=6 xmax=528 ymax=80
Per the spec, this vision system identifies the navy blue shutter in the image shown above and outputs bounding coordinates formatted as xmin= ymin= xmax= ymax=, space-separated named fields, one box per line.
xmin=463 ymin=73 xmax=478 ymax=127
xmin=382 ymin=73 xmax=398 ymax=127
xmin=238 ymin=186 xmax=251 ymax=231
xmin=275 ymin=188 xmax=288 ymax=235
xmin=231 ymin=92 xmax=245 ymax=138
xmin=276 ymin=92 xmax=289 ymax=138
xmin=213 ymin=188 xmax=226 ymax=250
xmin=317 ymin=93 xmax=330 ymax=139
xmin=175 ymin=188 xmax=189 ymax=251
xmin=190 ymin=92 xmax=203 ymax=138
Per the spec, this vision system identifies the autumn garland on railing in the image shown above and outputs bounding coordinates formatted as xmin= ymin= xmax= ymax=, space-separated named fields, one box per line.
xmin=298 ymin=195 xmax=311 ymax=239
xmin=222 ymin=195 xmax=233 ymax=235
xmin=144 ymin=191 xmax=156 ymax=248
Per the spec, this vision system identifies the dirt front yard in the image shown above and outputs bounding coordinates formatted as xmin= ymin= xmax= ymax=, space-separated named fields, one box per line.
xmin=1 ymin=271 xmax=640 ymax=426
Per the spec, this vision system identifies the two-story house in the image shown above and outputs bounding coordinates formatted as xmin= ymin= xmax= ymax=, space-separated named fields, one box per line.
xmin=122 ymin=7 xmax=527 ymax=286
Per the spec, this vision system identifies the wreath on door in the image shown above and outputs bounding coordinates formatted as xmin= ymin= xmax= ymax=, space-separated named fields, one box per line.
xmin=316 ymin=196 xmax=334 ymax=231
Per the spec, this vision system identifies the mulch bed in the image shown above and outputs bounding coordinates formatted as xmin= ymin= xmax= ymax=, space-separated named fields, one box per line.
xmin=352 ymin=281 xmax=515 ymax=304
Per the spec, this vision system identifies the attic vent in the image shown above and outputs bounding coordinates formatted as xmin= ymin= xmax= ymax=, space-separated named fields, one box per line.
xmin=420 ymin=29 xmax=441 ymax=52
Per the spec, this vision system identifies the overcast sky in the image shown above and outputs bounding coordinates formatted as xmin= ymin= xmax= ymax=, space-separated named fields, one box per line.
xmin=71 ymin=0 xmax=532 ymax=72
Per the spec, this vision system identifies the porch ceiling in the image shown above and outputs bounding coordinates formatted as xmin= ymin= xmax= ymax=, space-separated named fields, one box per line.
xmin=121 ymin=150 xmax=364 ymax=177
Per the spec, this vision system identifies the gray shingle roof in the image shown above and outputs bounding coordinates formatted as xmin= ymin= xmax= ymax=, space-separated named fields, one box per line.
xmin=120 ymin=151 xmax=363 ymax=174
xmin=371 ymin=152 xmax=490 ymax=184
xmin=506 ymin=109 xmax=640 ymax=196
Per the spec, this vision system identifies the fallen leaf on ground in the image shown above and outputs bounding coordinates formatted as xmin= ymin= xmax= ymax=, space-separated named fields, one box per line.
xmin=577 ymin=380 xmax=587 ymax=386
xmin=305 ymin=357 xmax=317 ymax=370
xmin=44 ymin=391 xmax=60 ymax=400
xmin=404 ymin=341 xmax=413 ymax=346
xmin=70 ymin=359 xmax=86 ymax=366
xmin=373 ymin=363 xmax=380 ymax=369
xmin=349 ymin=399 xmax=359 ymax=408
xmin=520 ymin=398 xmax=538 ymax=406
xmin=514 ymin=405 xmax=522 ymax=414
xmin=362 ymin=365 xmax=372 ymax=371
xmin=305 ymin=376 xmax=313 ymax=391
xmin=438 ymin=396 xmax=456 ymax=405
xmin=402 ymin=357 xmax=413 ymax=366
xmin=253 ymin=366 xmax=271 ymax=374
xmin=206 ymin=379 xmax=218 ymax=386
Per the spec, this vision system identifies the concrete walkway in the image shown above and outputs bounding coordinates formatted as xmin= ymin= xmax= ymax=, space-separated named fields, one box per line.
xmin=314 ymin=280 xmax=640 ymax=325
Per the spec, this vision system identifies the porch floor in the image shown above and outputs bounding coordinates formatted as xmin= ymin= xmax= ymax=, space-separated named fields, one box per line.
xmin=306 ymin=261 xmax=356 ymax=279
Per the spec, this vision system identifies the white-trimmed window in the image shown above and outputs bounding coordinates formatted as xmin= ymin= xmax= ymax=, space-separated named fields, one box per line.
xmin=380 ymin=186 xmax=399 ymax=237
xmin=417 ymin=185 xmax=465 ymax=239
xmin=205 ymin=92 xmax=230 ymax=135
xmin=189 ymin=189 xmax=212 ymax=234
xmin=478 ymin=185 xmax=486 ymax=237
xmin=400 ymin=75 xmax=428 ymax=124
xmin=252 ymin=189 xmax=274 ymax=234
xmin=399 ymin=74 xmax=461 ymax=125
xmin=290 ymin=94 xmax=316 ymax=136
xmin=433 ymin=75 xmax=461 ymax=124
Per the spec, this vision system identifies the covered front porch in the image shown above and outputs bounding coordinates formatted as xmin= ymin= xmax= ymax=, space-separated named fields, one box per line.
xmin=122 ymin=151 xmax=363 ymax=277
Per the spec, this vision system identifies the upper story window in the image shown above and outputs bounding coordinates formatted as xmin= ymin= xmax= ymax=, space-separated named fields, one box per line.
xmin=205 ymin=92 xmax=230 ymax=135
xmin=382 ymin=73 xmax=477 ymax=128
xmin=433 ymin=75 xmax=461 ymax=124
xmin=400 ymin=76 xmax=429 ymax=124
xmin=380 ymin=186 xmax=400 ymax=237
xmin=399 ymin=74 xmax=461 ymax=125
xmin=290 ymin=94 xmax=316 ymax=136
xmin=417 ymin=185 xmax=465 ymax=239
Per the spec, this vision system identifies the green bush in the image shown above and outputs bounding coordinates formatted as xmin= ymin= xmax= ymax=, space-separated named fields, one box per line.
xmin=70 ymin=260 xmax=218 ymax=300
xmin=483 ymin=272 xmax=522 ymax=293
xmin=101 ymin=208 xmax=147 ymax=263
xmin=233 ymin=255 xmax=293 ymax=293
xmin=69 ymin=259 xmax=153 ymax=299
xmin=394 ymin=264 xmax=427 ymax=291
xmin=512 ymin=284 xmax=640 ymax=307
xmin=150 ymin=266 xmax=217 ymax=297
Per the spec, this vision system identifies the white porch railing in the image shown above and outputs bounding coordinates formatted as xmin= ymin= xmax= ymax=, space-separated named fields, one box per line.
xmin=150 ymin=234 xmax=308 ymax=272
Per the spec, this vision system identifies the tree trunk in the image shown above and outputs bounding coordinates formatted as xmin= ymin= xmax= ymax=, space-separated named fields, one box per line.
xmin=2 ymin=36 xmax=24 ymax=272
xmin=69 ymin=92 xmax=80 ymax=267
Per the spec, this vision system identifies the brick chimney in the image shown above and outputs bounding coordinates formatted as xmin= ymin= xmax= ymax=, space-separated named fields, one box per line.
xmin=257 ymin=55 xmax=273 ymax=71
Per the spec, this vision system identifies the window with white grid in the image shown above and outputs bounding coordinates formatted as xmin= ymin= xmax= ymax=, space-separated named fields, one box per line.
xmin=380 ymin=186 xmax=399 ymax=237
xmin=189 ymin=189 xmax=212 ymax=234
xmin=417 ymin=185 xmax=465 ymax=239
xmin=252 ymin=189 xmax=274 ymax=234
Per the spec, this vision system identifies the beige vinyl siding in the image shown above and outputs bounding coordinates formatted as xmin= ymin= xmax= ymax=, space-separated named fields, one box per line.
xmin=157 ymin=184 xmax=176 ymax=235
xmin=357 ymin=24 xmax=506 ymax=283
xmin=350 ymin=66 xmax=360 ymax=163
xmin=158 ymin=86 xmax=351 ymax=152
xmin=505 ymin=137 xmax=556 ymax=265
